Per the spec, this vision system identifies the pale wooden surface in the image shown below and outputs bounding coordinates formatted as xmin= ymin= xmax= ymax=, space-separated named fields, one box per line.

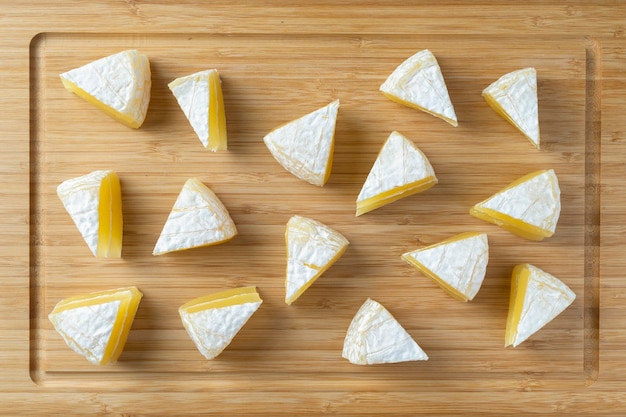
xmin=2 ymin=1 xmax=626 ymax=415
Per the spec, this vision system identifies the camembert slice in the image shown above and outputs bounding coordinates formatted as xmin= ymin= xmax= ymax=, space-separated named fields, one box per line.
xmin=356 ymin=131 xmax=437 ymax=216
xmin=505 ymin=264 xmax=575 ymax=347
xmin=263 ymin=100 xmax=339 ymax=187
xmin=483 ymin=68 xmax=539 ymax=148
xmin=401 ymin=232 xmax=489 ymax=302
xmin=153 ymin=178 xmax=237 ymax=255
xmin=48 ymin=287 xmax=143 ymax=365
xmin=169 ymin=69 xmax=227 ymax=151
xmin=342 ymin=298 xmax=428 ymax=365
xmin=380 ymin=49 xmax=457 ymax=126
xmin=179 ymin=287 xmax=263 ymax=360
xmin=285 ymin=215 xmax=349 ymax=305
xmin=57 ymin=170 xmax=123 ymax=258
xmin=470 ymin=169 xmax=560 ymax=241
xmin=60 ymin=49 xmax=151 ymax=128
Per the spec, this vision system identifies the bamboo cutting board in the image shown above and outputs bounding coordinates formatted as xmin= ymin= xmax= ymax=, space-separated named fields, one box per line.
xmin=4 ymin=1 xmax=626 ymax=415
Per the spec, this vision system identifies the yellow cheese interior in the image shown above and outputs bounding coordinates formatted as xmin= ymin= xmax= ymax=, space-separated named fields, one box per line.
xmin=60 ymin=78 xmax=141 ymax=129
xmin=469 ymin=170 xmax=552 ymax=241
xmin=483 ymin=92 xmax=538 ymax=148
xmin=401 ymin=232 xmax=481 ymax=302
xmin=322 ymin=138 xmax=335 ymax=185
xmin=97 ymin=171 xmax=123 ymax=258
xmin=180 ymin=286 xmax=261 ymax=314
xmin=504 ymin=264 xmax=531 ymax=347
xmin=469 ymin=206 xmax=551 ymax=241
xmin=208 ymin=70 xmax=228 ymax=151
xmin=108 ymin=288 xmax=142 ymax=363
xmin=356 ymin=177 xmax=437 ymax=217
xmin=50 ymin=287 xmax=143 ymax=365
xmin=381 ymin=91 xmax=458 ymax=127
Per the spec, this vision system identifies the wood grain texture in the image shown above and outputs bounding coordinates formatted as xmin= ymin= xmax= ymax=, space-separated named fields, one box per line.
xmin=1 ymin=1 xmax=625 ymax=415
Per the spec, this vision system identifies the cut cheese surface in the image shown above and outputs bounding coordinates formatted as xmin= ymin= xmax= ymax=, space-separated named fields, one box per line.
xmin=285 ymin=215 xmax=349 ymax=305
xmin=470 ymin=169 xmax=560 ymax=241
xmin=402 ymin=232 xmax=489 ymax=301
xmin=380 ymin=49 xmax=457 ymax=126
xmin=342 ymin=298 xmax=428 ymax=365
xmin=505 ymin=264 xmax=575 ymax=347
xmin=483 ymin=67 xmax=539 ymax=148
xmin=57 ymin=170 xmax=123 ymax=258
xmin=179 ymin=286 xmax=263 ymax=360
xmin=60 ymin=49 xmax=151 ymax=128
xmin=48 ymin=287 xmax=143 ymax=365
xmin=356 ymin=131 xmax=437 ymax=216
xmin=153 ymin=178 xmax=237 ymax=255
xmin=263 ymin=99 xmax=339 ymax=186
xmin=169 ymin=69 xmax=227 ymax=151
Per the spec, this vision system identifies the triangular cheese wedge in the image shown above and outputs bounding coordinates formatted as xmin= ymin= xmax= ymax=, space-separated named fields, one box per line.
xmin=153 ymin=178 xmax=237 ymax=255
xmin=342 ymin=298 xmax=428 ymax=365
xmin=179 ymin=287 xmax=263 ymax=360
xmin=60 ymin=49 xmax=151 ymax=128
xmin=505 ymin=264 xmax=575 ymax=347
xmin=356 ymin=131 xmax=437 ymax=216
xmin=470 ymin=169 xmax=560 ymax=241
xmin=263 ymin=100 xmax=339 ymax=187
xmin=380 ymin=49 xmax=457 ymax=126
xmin=48 ymin=287 xmax=143 ymax=365
xmin=168 ymin=69 xmax=227 ymax=151
xmin=285 ymin=215 xmax=349 ymax=305
xmin=402 ymin=232 xmax=489 ymax=301
xmin=57 ymin=170 xmax=123 ymax=258
xmin=483 ymin=68 xmax=539 ymax=148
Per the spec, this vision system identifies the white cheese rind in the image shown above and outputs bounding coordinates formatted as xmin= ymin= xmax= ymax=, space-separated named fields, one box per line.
xmin=380 ymin=49 xmax=457 ymax=126
xmin=168 ymin=69 xmax=215 ymax=148
xmin=153 ymin=178 xmax=237 ymax=255
xmin=483 ymin=67 xmax=539 ymax=148
xmin=49 ymin=299 xmax=121 ymax=365
xmin=511 ymin=264 xmax=576 ymax=347
xmin=263 ymin=100 xmax=339 ymax=186
xmin=357 ymin=131 xmax=437 ymax=202
xmin=57 ymin=170 xmax=110 ymax=256
xmin=285 ymin=215 xmax=349 ymax=304
xmin=60 ymin=49 xmax=151 ymax=127
xmin=342 ymin=298 xmax=428 ymax=365
xmin=180 ymin=301 xmax=262 ymax=360
xmin=475 ymin=170 xmax=560 ymax=233
xmin=402 ymin=233 xmax=489 ymax=301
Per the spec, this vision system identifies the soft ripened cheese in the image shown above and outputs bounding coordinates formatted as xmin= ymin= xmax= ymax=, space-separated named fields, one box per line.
xmin=380 ymin=49 xmax=457 ymax=126
xmin=470 ymin=169 xmax=560 ymax=241
xmin=60 ymin=49 xmax=151 ymax=128
xmin=356 ymin=131 xmax=437 ymax=216
xmin=483 ymin=67 xmax=539 ymax=148
xmin=401 ymin=232 xmax=489 ymax=302
xmin=48 ymin=287 xmax=143 ymax=365
xmin=263 ymin=100 xmax=339 ymax=186
xmin=285 ymin=215 xmax=349 ymax=305
xmin=342 ymin=298 xmax=428 ymax=365
xmin=179 ymin=287 xmax=263 ymax=360
xmin=57 ymin=170 xmax=123 ymax=258
xmin=505 ymin=264 xmax=575 ymax=347
xmin=168 ymin=69 xmax=227 ymax=151
xmin=153 ymin=178 xmax=237 ymax=255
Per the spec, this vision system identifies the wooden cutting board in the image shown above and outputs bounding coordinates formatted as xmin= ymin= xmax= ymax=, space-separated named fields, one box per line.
xmin=3 ymin=2 xmax=626 ymax=415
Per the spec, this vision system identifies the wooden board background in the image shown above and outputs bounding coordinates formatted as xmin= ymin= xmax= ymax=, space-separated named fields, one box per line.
xmin=2 ymin=1 xmax=626 ymax=415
